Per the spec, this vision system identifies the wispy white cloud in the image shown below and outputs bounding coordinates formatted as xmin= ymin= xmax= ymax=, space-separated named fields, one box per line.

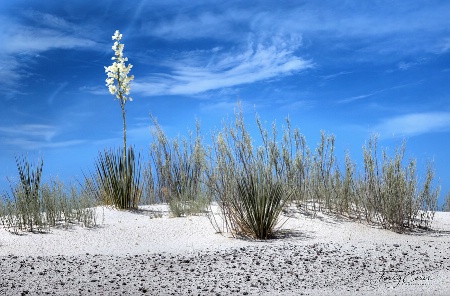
xmin=48 ymin=82 xmax=68 ymax=104
xmin=79 ymin=86 xmax=107 ymax=96
xmin=393 ymin=58 xmax=429 ymax=71
xmin=0 ymin=124 xmax=57 ymax=141
xmin=2 ymin=26 xmax=97 ymax=54
xmin=280 ymin=100 xmax=316 ymax=112
xmin=319 ymin=71 xmax=353 ymax=80
xmin=436 ymin=38 xmax=450 ymax=53
xmin=0 ymin=13 xmax=99 ymax=96
xmin=242 ymin=2 xmax=450 ymax=59
xmin=199 ymin=100 xmax=243 ymax=113
xmin=373 ymin=112 xmax=450 ymax=138
xmin=23 ymin=10 xmax=75 ymax=32
xmin=338 ymin=93 xmax=377 ymax=104
xmin=0 ymin=58 xmax=24 ymax=98
xmin=4 ymin=138 xmax=85 ymax=150
xmin=145 ymin=2 xmax=450 ymax=52
xmin=133 ymin=36 xmax=312 ymax=97
xmin=0 ymin=124 xmax=85 ymax=150
xmin=145 ymin=8 xmax=251 ymax=41
xmin=127 ymin=125 xmax=152 ymax=142
xmin=338 ymin=81 xmax=425 ymax=104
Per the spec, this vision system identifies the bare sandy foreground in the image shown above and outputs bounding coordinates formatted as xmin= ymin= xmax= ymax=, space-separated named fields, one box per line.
xmin=0 ymin=205 xmax=449 ymax=295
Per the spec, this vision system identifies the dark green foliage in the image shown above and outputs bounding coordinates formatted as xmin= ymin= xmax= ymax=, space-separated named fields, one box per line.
xmin=90 ymin=146 xmax=143 ymax=209
xmin=232 ymin=170 xmax=289 ymax=239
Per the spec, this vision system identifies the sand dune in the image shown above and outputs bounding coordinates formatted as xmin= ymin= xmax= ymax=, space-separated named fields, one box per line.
xmin=1 ymin=205 xmax=449 ymax=295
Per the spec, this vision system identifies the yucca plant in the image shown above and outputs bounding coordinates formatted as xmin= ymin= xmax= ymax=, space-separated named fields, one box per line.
xmin=230 ymin=170 xmax=290 ymax=239
xmin=90 ymin=147 xmax=143 ymax=209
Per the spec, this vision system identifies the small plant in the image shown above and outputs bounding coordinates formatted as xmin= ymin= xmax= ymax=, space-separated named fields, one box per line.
xmin=442 ymin=191 xmax=450 ymax=212
xmin=142 ymin=165 xmax=157 ymax=205
xmin=69 ymin=183 xmax=97 ymax=227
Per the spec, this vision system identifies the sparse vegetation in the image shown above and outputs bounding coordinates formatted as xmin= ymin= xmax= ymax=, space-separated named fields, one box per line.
xmin=0 ymin=156 xmax=96 ymax=233
xmin=202 ymin=106 xmax=438 ymax=235
xmin=0 ymin=108 xmax=441 ymax=236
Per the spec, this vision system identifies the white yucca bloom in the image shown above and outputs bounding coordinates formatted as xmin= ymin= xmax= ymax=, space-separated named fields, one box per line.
xmin=104 ymin=30 xmax=135 ymax=159
xmin=104 ymin=30 xmax=134 ymax=103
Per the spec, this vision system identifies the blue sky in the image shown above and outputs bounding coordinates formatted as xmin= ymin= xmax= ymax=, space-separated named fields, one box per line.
xmin=1 ymin=1 xmax=449 ymax=205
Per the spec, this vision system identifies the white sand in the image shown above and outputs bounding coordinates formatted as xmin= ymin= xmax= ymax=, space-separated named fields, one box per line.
xmin=1 ymin=205 xmax=449 ymax=295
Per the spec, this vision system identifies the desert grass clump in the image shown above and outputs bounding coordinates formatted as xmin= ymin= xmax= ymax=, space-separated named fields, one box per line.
xmin=39 ymin=179 xmax=97 ymax=229
xmin=88 ymin=147 xmax=143 ymax=209
xmin=65 ymin=184 xmax=97 ymax=227
xmin=149 ymin=117 xmax=209 ymax=216
xmin=305 ymin=132 xmax=339 ymax=213
xmin=141 ymin=164 xmax=157 ymax=205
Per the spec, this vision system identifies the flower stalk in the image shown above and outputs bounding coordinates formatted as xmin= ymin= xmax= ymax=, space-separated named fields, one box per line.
xmin=104 ymin=30 xmax=134 ymax=162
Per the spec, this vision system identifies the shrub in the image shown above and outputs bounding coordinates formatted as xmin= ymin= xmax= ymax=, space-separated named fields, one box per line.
xmin=356 ymin=136 xmax=438 ymax=231
xmin=205 ymin=106 xmax=438 ymax=235
xmin=149 ymin=117 xmax=209 ymax=216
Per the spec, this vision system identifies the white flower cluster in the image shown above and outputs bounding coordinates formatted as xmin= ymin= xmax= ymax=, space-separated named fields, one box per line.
xmin=104 ymin=30 xmax=134 ymax=103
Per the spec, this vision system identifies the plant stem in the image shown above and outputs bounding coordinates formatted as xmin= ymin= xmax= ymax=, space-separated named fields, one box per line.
xmin=120 ymin=96 xmax=127 ymax=163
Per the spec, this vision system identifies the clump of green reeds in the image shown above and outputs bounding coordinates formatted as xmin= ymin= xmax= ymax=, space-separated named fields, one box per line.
xmin=87 ymin=147 xmax=143 ymax=209
xmin=232 ymin=169 xmax=290 ymax=239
